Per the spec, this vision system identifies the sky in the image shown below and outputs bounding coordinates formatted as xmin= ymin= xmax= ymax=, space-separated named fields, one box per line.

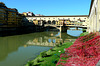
xmin=1 ymin=0 xmax=91 ymax=16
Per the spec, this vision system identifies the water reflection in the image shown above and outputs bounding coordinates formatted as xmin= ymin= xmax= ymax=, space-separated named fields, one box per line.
xmin=0 ymin=30 xmax=81 ymax=66
xmin=0 ymin=35 xmax=27 ymax=62
xmin=26 ymin=32 xmax=77 ymax=47
xmin=0 ymin=33 xmax=53 ymax=66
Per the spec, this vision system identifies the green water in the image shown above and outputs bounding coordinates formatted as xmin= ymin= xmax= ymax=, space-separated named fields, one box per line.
xmin=0 ymin=30 xmax=82 ymax=66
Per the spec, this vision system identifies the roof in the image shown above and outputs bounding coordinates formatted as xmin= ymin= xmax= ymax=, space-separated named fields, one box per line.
xmin=26 ymin=15 xmax=88 ymax=17
xmin=0 ymin=2 xmax=7 ymax=8
xmin=7 ymin=8 xmax=18 ymax=12
xmin=89 ymin=0 xmax=94 ymax=16
xmin=0 ymin=2 xmax=5 ymax=6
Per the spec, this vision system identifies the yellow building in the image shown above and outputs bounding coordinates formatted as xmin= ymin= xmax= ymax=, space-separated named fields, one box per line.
xmin=0 ymin=2 xmax=7 ymax=26
xmin=33 ymin=19 xmax=38 ymax=25
xmin=16 ymin=13 xmax=24 ymax=26
xmin=7 ymin=8 xmax=18 ymax=27
xmin=58 ymin=19 xmax=70 ymax=25
xmin=0 ymin=2 xmax=24 ymax=28
xmin=22 ymin=12 xmax=27 ymax=16
xmin=57 ymin=20 xmax=64 ymax=25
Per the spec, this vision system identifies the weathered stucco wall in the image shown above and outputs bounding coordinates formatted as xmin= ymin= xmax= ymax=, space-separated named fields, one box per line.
xmin=88 ymin=0 xmax=100 ymax=32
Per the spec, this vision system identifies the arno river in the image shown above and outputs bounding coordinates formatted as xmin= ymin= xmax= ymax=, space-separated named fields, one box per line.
xmin=0 ymin=29 xmax=83 ymax=66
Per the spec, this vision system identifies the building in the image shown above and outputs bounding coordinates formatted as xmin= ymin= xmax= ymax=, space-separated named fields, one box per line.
xmin=88 ymin=0 xmax=100 ymax=32
xmin=0 ymin=2 xmax=7 ymax=26
xmin=7 ymin=8 xmax=18 ymax=27
xmin=0 ymin=2 xmax=23 ymax=27
xmin=27 ymin=12 xmax=35 ymax=16
xmin=16 ymin=13 xmax=24 ymax=26
xmin=35 ymin=14 xmax=44 ymax=16
xmin=22 ymin=12 xmax=35 ymax=16
xmin=22 ymin=12 xmax=27 ymax=16
xmin=1 ymin=0 xmax=100 ymax=32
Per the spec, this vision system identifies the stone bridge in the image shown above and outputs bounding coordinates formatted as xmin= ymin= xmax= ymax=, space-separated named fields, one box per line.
xmin=44 ymin=22 xmax=87 ymax=32
xmin=25 ymin=15 xmax=88 ymax=32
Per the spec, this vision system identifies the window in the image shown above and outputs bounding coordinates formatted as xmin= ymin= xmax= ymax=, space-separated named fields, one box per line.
xmin=12 ymin=13 xmax=15 ymax=15
xmin=12 ymin=15 xmax=15 ymax=16
xmin=0 ymin=9 xmax=5 ymax=11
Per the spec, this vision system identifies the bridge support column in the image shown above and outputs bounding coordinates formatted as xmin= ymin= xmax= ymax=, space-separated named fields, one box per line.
xmin=76 ymin=27 xmax=78 ymax=30
xmin=60 ymin=26 xmax=67 ymax=32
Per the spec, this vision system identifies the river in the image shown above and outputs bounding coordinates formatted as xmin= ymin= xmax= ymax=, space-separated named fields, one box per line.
xmin=0 ymin=29 xmax=83 ymax=66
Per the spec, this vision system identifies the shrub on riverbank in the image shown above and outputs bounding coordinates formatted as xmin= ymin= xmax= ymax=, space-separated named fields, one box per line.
xmin=56 ymin=32 xmax=100 ymax=66
xmin=80 ymin=32 xmax=89 ymax=37
xmin=41 ymin=51 xmax=47 ymax=58
xmin=82 ymin=29 xmax=86 ymax=32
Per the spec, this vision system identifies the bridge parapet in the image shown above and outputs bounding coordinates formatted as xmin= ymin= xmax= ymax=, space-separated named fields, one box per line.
xmin=45 ymin=22 xmax=87 ymax=28
xmin=31 ymin=19 xmax=87 ymax=28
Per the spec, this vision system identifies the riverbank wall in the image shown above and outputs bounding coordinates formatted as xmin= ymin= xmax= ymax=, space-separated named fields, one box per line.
xmin=0 ymin=25 xmax=46 ymax=37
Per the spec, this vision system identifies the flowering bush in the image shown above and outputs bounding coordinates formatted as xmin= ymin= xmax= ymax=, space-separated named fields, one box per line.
xmin=50 ymin=48 xmax=53 ymax=51
xmin=56 ymin=32 xmax=100 ymax=66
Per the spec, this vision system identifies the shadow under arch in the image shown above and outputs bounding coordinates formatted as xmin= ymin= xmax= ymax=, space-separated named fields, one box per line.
xmin=55 ymin=32 xmax=78 ymax=43
xmin=45 ymin=26 xmax=60 ymax=32
xmin=43 ymin=20 xmax=46 ymax=24
xmin=52 ymin=20 xmax=56 ymax=25
xmin=56 ymin=32 xmax=78 ymax=38
xmin=48 ymin=20 xmax=52 ymax=24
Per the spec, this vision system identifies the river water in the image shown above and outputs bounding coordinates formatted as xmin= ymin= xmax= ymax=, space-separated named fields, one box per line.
xmin=0 ymin=29 xmax=83 ymax=66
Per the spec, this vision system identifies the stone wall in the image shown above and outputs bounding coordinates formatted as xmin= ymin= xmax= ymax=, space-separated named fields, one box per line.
xmin=88 ymin=0 xmax=100 ymax=32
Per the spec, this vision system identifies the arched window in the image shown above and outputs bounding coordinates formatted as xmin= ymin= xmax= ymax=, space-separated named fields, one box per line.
xmin=48 ymin=20 xmax=51 ymax=24
xmin=52 ymin=20 xmax=56 ymax=24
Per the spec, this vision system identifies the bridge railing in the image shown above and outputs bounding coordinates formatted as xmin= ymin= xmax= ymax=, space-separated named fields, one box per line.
xmin=66 ymin=23 xmax=82 ymax=26
xmin=65 ymin=22 xmax=87 ymax=27
xmin=45 ymin=23 xmax=87 ymax=27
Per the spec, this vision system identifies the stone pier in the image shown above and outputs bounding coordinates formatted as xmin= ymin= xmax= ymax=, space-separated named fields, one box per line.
xmin=60 ymin=26 xmax=67 ymax=32
xmin=76 ymin=27 xmax=78 ymax=30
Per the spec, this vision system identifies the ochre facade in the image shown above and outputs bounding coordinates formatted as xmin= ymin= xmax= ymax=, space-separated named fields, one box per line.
xmin=0 ymin=2 xmax=7 ymax=25
xmin=0 ymin=2 xmax=23 ymax=27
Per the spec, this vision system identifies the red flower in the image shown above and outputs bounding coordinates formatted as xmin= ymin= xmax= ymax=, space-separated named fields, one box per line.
xmin=56 ymin=32 xmax=100 ymax=66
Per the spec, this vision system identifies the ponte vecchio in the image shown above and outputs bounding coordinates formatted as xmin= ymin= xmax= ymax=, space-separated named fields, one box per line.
xmin=26 ymin=15 xmax=88 ymax=32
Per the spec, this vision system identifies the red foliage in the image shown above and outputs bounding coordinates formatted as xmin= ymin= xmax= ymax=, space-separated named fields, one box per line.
xmin=56 ymin=32 xmax=100 ymax=66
